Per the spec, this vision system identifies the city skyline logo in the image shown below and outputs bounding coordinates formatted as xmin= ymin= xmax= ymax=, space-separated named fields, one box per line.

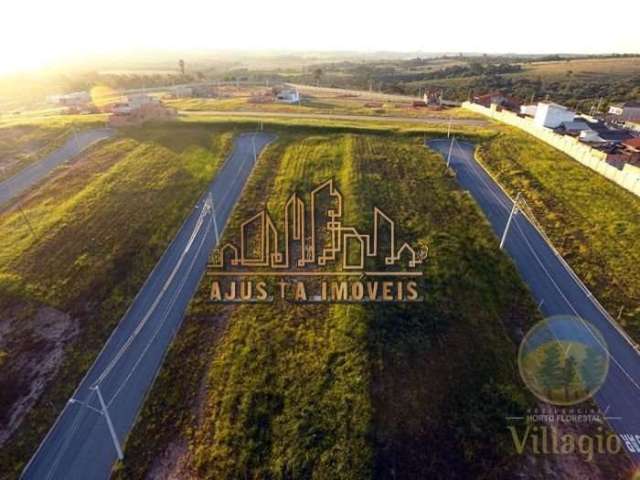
xmin=206 ymin=178 xmax=428 ymax=302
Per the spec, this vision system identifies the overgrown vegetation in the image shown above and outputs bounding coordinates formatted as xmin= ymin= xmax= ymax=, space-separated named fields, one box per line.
xmin=116 ymin=131 xmax=544 ymax=479
xmin=477 ymin=127 xmax=640 ymax=340
xmin=0 ymin=123 xmax=235 ymax=478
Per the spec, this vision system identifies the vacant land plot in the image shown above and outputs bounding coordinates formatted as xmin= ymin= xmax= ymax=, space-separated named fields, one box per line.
xmin=115 ymin=130 xmax=561 ymax=479
xmin=477 ymin=126 xmax=640 ymax=340
xmin=166 ymin=94 xmax=479 ymax=120
xmin=0 ymin=123 xmax=235 ymax=477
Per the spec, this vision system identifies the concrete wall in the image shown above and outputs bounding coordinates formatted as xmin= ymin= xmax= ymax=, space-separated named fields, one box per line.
xmin=464 ymin=102 xmax=640 ymax=198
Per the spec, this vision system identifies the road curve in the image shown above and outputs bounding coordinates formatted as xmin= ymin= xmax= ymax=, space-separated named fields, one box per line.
xmin=21 ymin=132 xmax=276 ymax=480
xmin=0 ymin=128 xmax=115 ymax=207
xmin=180 ymin=109 xmax=488 ymax=127
xmin=428 ymin=138 xmax=640 ymax=465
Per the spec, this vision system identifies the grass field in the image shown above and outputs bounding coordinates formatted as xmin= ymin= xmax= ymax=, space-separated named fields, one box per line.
xmin=522 ymin=57 xmax=640 ymax=79
xmin=114 ymin=129 xmax=551 ymax=479
xmin=2 ymin=111 xmax=636 ymax=478
xmin=165 ymin=94 xmax=480 ymax=120
xmin=0 ymin=123 xmax=235 ymax=478
xmin=477 ymin=127 xmax=640 ymax=340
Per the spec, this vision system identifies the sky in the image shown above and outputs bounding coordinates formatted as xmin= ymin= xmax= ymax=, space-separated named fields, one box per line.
xmin=2 ymin=0 xmax=639 ymax=74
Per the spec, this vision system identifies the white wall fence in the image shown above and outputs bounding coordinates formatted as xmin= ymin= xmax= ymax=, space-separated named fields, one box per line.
xmin=462 ymin=101 xmax=640 ymax=197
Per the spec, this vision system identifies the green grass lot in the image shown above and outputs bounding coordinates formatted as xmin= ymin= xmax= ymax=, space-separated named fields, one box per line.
xmin=0 ymin=123 xmax=235 ymax=478
xmin=165 ymin=95 xmax=481 ymax=120
xmin=179 ymin=112 xmax=494 ymax=140
xmin=477 ymin=127 xmax=640 ymax=340
xmin=115 ymin=130 xmax=545 ymax=479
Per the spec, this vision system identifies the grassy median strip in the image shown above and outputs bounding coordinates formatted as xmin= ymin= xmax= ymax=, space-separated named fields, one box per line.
xmin=0 ymin=123 xmax=235 ymax=478
xmin=116 ymin=131 xmax=542 ymax=479
xmin=477 ymin=127 xmax=640 ymax=340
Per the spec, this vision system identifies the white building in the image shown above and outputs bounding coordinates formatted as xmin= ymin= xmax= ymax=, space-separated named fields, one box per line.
xmin=111 ymin=94 xmax=159 ymax=114
xmin=609 ymin=102 xmax=640 ymax=122
xmin=47 ymin=91 xmax=91 ymax=107
xmin=276 ymin=89 xmax=300 ymax=104
xmin=127 ymin=94 xmax=158 ymax=108
xmin=534 ymin=102 xmax=575 ymax=128
xmin=520 ymin=104 xmax=537 ymax=117
xmin=172 ymin=86 xmax=193 ymax=98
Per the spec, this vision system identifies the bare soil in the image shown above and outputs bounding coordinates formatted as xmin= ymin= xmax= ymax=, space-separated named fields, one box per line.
xmin=0 ymin=300 xmax=79 ymax=445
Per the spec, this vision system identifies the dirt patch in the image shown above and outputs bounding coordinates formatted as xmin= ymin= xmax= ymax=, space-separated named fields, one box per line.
xmin=141 ymin=311 xmax=231 ymax=480
xmin=145 ymin=440 xmax=197 ymax=480
xmin=0 ymin=300 xmax=78 ymax=446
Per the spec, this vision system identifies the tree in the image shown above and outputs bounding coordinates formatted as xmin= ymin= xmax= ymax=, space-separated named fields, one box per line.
xmin=537 ymin=342 xmax=563 ymax=400
xmin=179 ymin=59 xmax=185 ymax=76
xmin=580 ymin=346 xmax=607 ymax=395
xmin=312 ymin=68 xmax=323 ymax=86
xmin=561 ymin=355 xmax=578 ymax=401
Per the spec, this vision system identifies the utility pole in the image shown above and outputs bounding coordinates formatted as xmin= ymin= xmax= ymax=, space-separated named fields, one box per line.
xmin=446 ymin=137 xmax=455 ymax=168
xmin=447 ymin=116 xmax=452 ymax=138
xmin=92 ymin=385 xmax=123 ymax=460
xmin=18 ymin=203 xmax=37 ymax=239
xmin=500 ymin=192 xmax=522 ymax=249
xmin=72 ymin=125 xmax=80 ymax=153
xmin=252 ymin=133 xmax=257 ymax=163
xmin=209 ymin=194 xmax=220 ymax=244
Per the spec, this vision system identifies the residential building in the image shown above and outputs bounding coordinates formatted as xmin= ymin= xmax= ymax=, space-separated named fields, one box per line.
xmin=558 ymin=120 xmax=592 ymax=135
xmin=171 ymin=86 xmax=193 ymax=98
xmin=473 ymin=92 xmax=521 ymax=112
xmin=608 ymin=102 xmax=640 ymax=122
xmin=108 ymin=94 xmax=176 ymax=127
xmin=534 ymin=102 xmax=575 ymax=128
xmin=47 ymin=91 xmax=92 ymax=107
xmin=275 ymin=89 xmax=300 ymax=104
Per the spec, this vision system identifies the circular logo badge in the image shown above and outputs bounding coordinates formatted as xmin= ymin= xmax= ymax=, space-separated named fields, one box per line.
xmin=518 ymin=315 xmax=610 ymax=406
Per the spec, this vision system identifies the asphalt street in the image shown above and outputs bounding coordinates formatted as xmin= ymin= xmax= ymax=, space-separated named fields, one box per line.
xmin=428 ymin=138 xmax=640 ymax=465
xmin=0 ymin=128 xmax=115 ymax=207
xmin=21 ymin=132 xmax=276 ymax=480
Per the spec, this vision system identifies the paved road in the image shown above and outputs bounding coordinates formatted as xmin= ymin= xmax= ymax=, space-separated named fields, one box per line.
xmin=21 ymin=132 xmax=276 ymax=480
xmin=428 ymin=139 xmax=640 ymax=465
xmin=181 ymin=109 xmax=488 ymax=127
xmin=0 ymin=128 xmax=115 ymax=207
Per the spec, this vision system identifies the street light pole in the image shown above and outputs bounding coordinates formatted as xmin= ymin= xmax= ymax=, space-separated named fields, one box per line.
xmin=446 ymin=137 xmax=455 ymax=168
xmin=252 ymin=133 xmax=257 ymax=163
xmin=92 ymin=385 xmax=123 ymax=460
xmin=208 ymin=193 xmax=219 ymax=243
xmin=500 ymin=192 xmax=522 ymax=250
